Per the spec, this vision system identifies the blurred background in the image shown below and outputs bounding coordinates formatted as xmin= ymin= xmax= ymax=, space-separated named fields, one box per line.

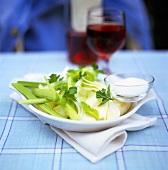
xmin=0 ymin=0 xmax=167 ymax=52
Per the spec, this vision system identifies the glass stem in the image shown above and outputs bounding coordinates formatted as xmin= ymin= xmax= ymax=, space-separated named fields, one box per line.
xmin=99 ymin=58 xmax=111 ymax=75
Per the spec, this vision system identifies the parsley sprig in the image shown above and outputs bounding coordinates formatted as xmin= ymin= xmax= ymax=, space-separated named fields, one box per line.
xmin=96 ymin=85 xmax=113 ymax=106
xmin=63 ymin=86 xmax=77 ymax=101
xmin=48 ymin=74 xmax=63 ymax=83
xmin=91 ymin=63 xmax=104 ymax=74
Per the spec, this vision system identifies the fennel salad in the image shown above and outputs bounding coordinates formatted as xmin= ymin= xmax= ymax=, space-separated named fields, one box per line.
xmin=12 ymin=64 xmax=131 ymax=122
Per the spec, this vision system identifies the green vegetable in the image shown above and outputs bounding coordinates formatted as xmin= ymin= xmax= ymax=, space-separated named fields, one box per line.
xmin=32 ymin=88 xmax=60 ymax=101
xmin=63 ymin=86 xmax=77 ymax=99
xmin=48 ymin=74 xmax=63 ymax=83
xmin=58 ymin=86 xmax=77 ymax=106
xmin=66 ymin=64 xmax=104 ymax=86
xmin=17 ymin=81 xmax=46 ymax=87
xmin=96 ymin=85 xmax=113 ymax=106
xmin=81 ymin=101 xmax=99 ymax=120
xmin=73 ymin=71 xmax=87 ymax=82
xmin=65 ymin=103 xmax=81 ymax=120
xmin=12 ymin=83 xmax=65 ymax=118
xmin=18 ymin=98 xmax=48 ymax=104
xmin=91 ymin=63 xmax=104 ymax=75
xmin=44 ymin=76 xmax=55 ymax=91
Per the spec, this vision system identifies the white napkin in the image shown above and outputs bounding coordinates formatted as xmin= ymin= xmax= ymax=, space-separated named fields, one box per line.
xmin=10 ymin=92 xmax=157 ymax=163
xmin=51 ymin=114 xmax=156 ymax=163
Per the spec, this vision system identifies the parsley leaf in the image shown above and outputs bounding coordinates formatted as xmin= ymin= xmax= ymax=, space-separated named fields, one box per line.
xmin=91 ymin=63 xmax=104 ymax=74
xmin=96 ymin=85 xmax=113 ymax=106
xmin=48 ymin=74 xmax=63 ymax=83
xmin=63 ymin=86 xmax=77 ymax=101
xmin=68 ymin=86 xmax=77 ymax=95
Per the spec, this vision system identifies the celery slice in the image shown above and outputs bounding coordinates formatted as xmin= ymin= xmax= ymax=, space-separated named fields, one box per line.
xmin=17 ymin=81 xmax=46 ymax=87
xmin=18 ymin=98 xmax=48 ymax=104
xmin=49 ymin=81 xmax=67 ymax=90
xmin=12 ymin=83 xmax=37 ymax=99
xmin=32 ymin=88 xmax=59 ymax=102
xmin=39 ymin=104 xmax=66 ymax=118
xmin=44 ymin=76 xmax=55 ymax=91
xmin=65 ymin=103 xmax=81 ymax=120
xmin=81 ymin=101 xmax=99 ymax=120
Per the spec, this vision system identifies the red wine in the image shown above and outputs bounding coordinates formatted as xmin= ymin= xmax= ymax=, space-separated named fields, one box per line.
xmin=67 ymin=30 xmax=98 ymax=65
xmin=87 ymin=23 xmax=126 ymax=59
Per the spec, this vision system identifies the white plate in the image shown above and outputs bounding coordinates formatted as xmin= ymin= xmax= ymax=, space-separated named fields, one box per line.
xmin=9 ymin=74 xmax=156 ymax=132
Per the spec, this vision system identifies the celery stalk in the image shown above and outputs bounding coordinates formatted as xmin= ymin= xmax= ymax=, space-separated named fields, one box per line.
xmin=12 ymin=83 xmax=65 ymax=118
xmin=18 ymin=98 xmax=48 ymax=104
xmin=48 ymin=81 xmax=67 ymax=90
xmin=81 ymin=101 xmax=99 ymax=120
xmin=32 ymin=88 xmax=59 ymax=102
xmin=17 ymin=81 xmax=46 ymax=87
xmin=44 ymin=76 xmax=55 ymax=91
xmin=65 ymin=103 xmax=81 ymax=120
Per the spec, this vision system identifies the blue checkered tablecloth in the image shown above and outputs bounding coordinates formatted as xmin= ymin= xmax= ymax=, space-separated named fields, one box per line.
xmin=0 ymin=51 xmax=168 ymax=170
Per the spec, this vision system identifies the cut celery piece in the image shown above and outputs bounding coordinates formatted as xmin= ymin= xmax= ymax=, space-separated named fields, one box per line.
xmin=12 ymin=83 xmax=37 ymax=99
xmin=12 ymin=83 xmax=65 ymax=118
xmin=65 ymin=103 xmax=81 ymax=120
xmin=44 ymin=76 xmax=55 ymax=91
xmin=39 ymin=104 xmax=66 ymax=118
xmin=49 ymin=81 xmax=67 ymax=90
xmin=17 ymin=81 xmax=46 ymax=87
xmin=32 ymin=88 xmax=59 ymax=102
xmin=18 ymin=98 xmax=48 ymax=104
xmin=53 ymin=105 xmax=67 ymax=117
xmin=81 ymin=101 xmax=99 ymax=120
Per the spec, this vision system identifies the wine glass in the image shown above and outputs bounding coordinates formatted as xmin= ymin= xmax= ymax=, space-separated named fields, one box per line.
xmin=86 ymin=7 xmax=126 ymax=74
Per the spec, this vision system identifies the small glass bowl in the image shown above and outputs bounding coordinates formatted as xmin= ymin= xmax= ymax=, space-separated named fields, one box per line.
xmin=104 ymin=73 xmax=155 ymax=102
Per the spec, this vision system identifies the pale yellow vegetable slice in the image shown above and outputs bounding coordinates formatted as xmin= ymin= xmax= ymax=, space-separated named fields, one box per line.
xmin=107 ymin=100 xmax=120 ymax=120
xmin=113 ymin=100 xmax=131 ymax=116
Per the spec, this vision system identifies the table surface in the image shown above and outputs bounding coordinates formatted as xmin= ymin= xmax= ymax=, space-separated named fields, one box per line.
xmin=0 ymin=51 xmax=168 ymax=170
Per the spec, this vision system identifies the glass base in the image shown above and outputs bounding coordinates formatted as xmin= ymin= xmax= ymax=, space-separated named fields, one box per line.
xmin=112 ymin=93 xmax=147 ymax=102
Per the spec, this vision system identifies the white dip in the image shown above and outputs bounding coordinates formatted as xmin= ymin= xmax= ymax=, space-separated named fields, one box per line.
xmin=111 ymin=77 xmax=148 ymax=97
